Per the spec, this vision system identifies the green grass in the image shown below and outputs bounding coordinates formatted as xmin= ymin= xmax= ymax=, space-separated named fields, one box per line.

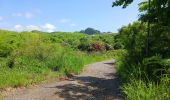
xmin=114 ymin=50 xmax=170 ymax=100
xmin=0 ymin=30 xmax=114 ymax=90
xmin=0 ymin=30 xmax=118 ymax=90
xmin=0 ymin=30 xmax=116 ymax=99
xmin=122 ymin=80 xmax=170 ymax=100
xmin=0 ymin=51 xmax=115 ymax=89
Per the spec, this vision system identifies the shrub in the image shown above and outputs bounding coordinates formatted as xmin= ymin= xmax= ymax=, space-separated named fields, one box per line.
xmin=88 ymin=41 xmax=106 ymax=52
xmin=114 ymin=50 xmax=170 ymax=99
xmin=142 ymin=56 xmax=170 ymax=82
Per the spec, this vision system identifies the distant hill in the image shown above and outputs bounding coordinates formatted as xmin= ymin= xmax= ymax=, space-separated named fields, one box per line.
xmin=80 ymin=28 xmax=101 ymax=35
xmin=79 ymin=28 xmax=116 ymax=35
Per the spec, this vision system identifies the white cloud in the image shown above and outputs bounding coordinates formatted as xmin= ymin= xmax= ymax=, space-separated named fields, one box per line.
xmin=14 ymin=24 xmax=23 ymax=31
xmin=12 ymin=12 xmax=34 ymax=19
xmin=14 ymin=24 xmax=40 ymax=32
xmin=13 ymin=23 xmax=56 ymax=32
xmin=26 ymin=25 xmax=41 ymax=31
xmin=70 ymin=24 xmax=76 ymax=27
xmin=42 ymin=23 xmax=56 ymax=32
xmin=59 ymin=18 xmax=70 ymax=23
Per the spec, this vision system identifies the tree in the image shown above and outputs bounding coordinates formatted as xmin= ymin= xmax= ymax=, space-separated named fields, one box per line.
xmin=112 ymin=0 xmax=134 ymax=8
xmin=113 ymin=0 xmax=170 ymax=57
xmin=113 ymin=0 xmax=170 ymax=26
xmin=113 ymin=0 xmax=170 ymax=82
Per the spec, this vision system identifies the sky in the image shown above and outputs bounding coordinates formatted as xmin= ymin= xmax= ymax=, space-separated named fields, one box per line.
xmin=0 ymin=0 xmax=140 ymax=32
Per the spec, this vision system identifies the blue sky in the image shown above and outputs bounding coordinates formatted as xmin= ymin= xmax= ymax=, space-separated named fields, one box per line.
xmin=0 ymin=0 xmax=140 ymax=32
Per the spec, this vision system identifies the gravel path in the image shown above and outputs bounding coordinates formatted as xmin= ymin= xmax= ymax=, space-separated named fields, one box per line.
xmin=4 ymin=60 xmax=123 ymax=100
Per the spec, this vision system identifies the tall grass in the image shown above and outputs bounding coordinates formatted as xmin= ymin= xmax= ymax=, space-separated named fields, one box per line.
xmin=0 ymin=50 xmax=115 ymax=89
xmin=0 ymin=30 xmax=116 ymax=90
xmin=114 ymin=50 xmax=170 ymax=100
xmin=122 ymin=80 xmax=170 ymax=100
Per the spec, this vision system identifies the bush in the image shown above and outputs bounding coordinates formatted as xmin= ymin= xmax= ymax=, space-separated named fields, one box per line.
xmin=142 ymin=56 xmax=170 ymax=81
xmin=78 ymin=34 xmax=115 ymax=52
xmin=88 ymin=41 xmax=106 ymax=52
xmin=114 ymin=50 xmax=170 ymax=99
xmin=0 ymin=30 xmax=116 ymax=89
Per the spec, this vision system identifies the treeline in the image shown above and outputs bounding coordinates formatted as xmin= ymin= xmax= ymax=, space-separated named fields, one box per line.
xmin=112 ymin=0 xmax=170 ymax=99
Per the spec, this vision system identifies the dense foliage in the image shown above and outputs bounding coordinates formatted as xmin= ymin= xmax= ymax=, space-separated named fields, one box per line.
xmin=112 ymin=0 xmax=170 ymax=99
xmin=0 ymin=30 xmax=116 ymax=89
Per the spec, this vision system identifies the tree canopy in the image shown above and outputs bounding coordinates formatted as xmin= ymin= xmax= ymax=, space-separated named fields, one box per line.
xmin=112 ymin=0 xmax=170 ymax=82
xmin=113 ymin=0 xmax=170 ymax=26
xmin=112 ymin=0 xmax=133 ymax=8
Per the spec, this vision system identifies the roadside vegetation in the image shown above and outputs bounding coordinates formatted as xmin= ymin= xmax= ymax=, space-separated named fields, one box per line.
xmin=0 ymin=30 xmax=116 ymax=90
xmin=112 ymin=0 xmax=170 ymax=99
xmin=0 ymin=1 xmax=169 ymax=100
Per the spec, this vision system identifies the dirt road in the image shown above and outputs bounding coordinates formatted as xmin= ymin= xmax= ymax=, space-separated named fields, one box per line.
xmin=4 ymin=60 xmax=123 ymax=100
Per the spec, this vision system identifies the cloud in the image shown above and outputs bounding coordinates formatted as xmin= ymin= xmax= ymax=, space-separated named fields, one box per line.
xmin=14 ymin=24 xmax=40 ymax=31
xmin=0 ymin=16 xmax=4 ymax=21
xmin=59 ymin=18 xmax=70 ymax=23
xmin=14 ymin=24 xmax=23 ymax=31
xmin=12 ymin=12 xmax=34 ymax=19
xmin=26 ymin=25 xmax=41 ymax=31
xmin=13 ymin=23 xmax=56 ymax=32
xmin=70 ymin=23 xmax=76 ymax=27
xmin=42 ymin=23 xmax=56 ymax=32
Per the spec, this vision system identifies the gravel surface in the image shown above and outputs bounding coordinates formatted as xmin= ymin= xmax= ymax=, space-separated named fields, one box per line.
xmin=4 ymin=60 xmax=124 ymax=100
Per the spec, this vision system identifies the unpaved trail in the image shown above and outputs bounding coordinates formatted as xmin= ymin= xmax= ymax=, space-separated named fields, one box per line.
xmin=4 ymin=60 xmax=123 ymax=100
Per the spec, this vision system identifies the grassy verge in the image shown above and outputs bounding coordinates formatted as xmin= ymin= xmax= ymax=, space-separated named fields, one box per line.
xmin=122 ymin=79 xmax=170 ymax=100
xmin=0 ymin=50 xmax=115 ymax=90
xmin=114 ymin=50 xmax=170 ymax=100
